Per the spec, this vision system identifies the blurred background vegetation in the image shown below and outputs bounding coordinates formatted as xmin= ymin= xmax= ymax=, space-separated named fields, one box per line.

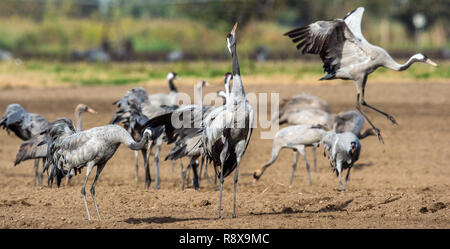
xmin=0 ymin=0 xmax=448 ymax=60
xmin=0 ymin=0 xmax=447 ymax=87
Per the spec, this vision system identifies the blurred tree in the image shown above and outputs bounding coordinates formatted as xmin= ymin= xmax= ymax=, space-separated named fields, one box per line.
xmin=391 ymin=0 xmax=449 ymax=37
xmin=175 ymin=0 xmax=275 ymax=31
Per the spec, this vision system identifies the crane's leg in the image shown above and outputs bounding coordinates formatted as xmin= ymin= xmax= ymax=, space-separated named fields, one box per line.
xmin=198 ymin=155 xmax=204 ymax=180
xmin=253 ymin=141 xmax=282 ymax=183
xmin=134 ymin=150 xmax=139 ymax=187
xmin=90 ymin=162 xmax=106 ymax=221
xmin=218 ymin=141 xmax=228 ymax=219
xmin=185 ymin=164 xmax=191 ymax=187
xmin=65 ymin=169 xmax=74 ymax=186
xmin=171 ymin=160 xmax=175 ymax=173
xmin=289 ymin=150 xmax=299 ymax=187
xmin=39 ymin=158 xmax=49 ymax=186
xmin=48 ymin=163 xmax=55 ymax=187
xmin=190 ymin=157 xmax=200 ymax=190
xmin=202 ymin=156 xmax=218 ymax=190
xmin=355 ymin=93 xmax=384 ymax=144
xmin=154 ymin=138 xmax=162 ymax=190
xmin=232 ymin=140 xmax=246 ymax=218
xmin=180 ymin=159 xmax=185 ymax=191
xmin=33 ymin=159 xmax=40 ymax=186
xmin=312 ymin=146 xmax=317 ymax=172
xmin=336 ymin=161 xmax=343 ymax=191
xmin=82 ymin=162 xmax=95 ymax=220
xmin=296 ymin=146 xmax=312 ymax=187
xmin=142 ymin=148 xmax=151 ymax=189
xmin=360 ymin=79 xmax=397 ymax=125
xmin=354 ymin=77 xmax=384 ymax=143
xmin=343 ymin=166 xmax=352 ymax=191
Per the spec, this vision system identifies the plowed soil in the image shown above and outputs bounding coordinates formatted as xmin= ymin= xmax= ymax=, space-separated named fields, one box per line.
xmin=0 ymin=81 xmax=449 ymax=228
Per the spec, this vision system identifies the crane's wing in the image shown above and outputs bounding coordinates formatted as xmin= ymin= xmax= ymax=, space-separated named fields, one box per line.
xmin=243 ymin=106 xmax=254 ymax=152
xmin=344 ymin=7 xmax=367 ymax=43
xmin=29 ymin=113 xmax=49 ymax=136
xmin=0 ymin=104 xmax=32 ymax=139
xmin=334 ymin=111 xmax=364 ymax=134
xmin=284 ymin=18 xmax=369 ymax=79
xmin=15 ymin=134 xmax=48 ymax=165
xmin=110 ymin=87 xmax=150 ymax=128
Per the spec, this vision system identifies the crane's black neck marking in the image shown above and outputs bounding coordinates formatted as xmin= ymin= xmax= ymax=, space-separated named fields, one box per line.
xmin=169 ymin=78 xmax=178 ymax=92
xmin=230 ymin=42 xmax=240 ymax=76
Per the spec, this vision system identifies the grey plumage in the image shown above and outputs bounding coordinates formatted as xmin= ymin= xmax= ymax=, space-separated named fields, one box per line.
xmin=1 ymin=104 xmax=49 ymax=141
xmin=253 ymin=124 xmax=328 ymax=187
xmin=285 ymin=7 xmax=438 ymax=142
xmin=111 ymin=86 xmax=177 ymax=190
xmin=14 ymin=104 xmax=97 ymax=186
xmin=333 ymin=110 xmax=376 ymax=139
xmin=254 ymin=124 xmax=362 ymax=190
xmin=147 ymin=72 xmax=179 ymax=107
xmin=203 ymin=23 xmax=254 ymax=218
xmin=48 ymin=124 xmax=159 ymax=220
xmin=322 ymin=131 xmax=361 ymax=190
xmin=1 ymin=104 xmax=50 ymax=186
xmin=272 ymin=94 xmax=330 ymax=124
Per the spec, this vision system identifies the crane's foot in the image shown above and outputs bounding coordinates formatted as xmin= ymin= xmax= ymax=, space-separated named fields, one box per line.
xmin=386 ymin=115 xmax=397 ymax=125
xmin=375 ymin=128 xmax=384 ymax=144
xmin=252 ymin=172 xmax=260 ymax=185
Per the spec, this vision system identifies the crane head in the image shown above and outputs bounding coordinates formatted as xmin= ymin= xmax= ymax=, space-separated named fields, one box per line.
xmin=224 ymin=72 xmax=233 ymax=84
xmin=226 ymin=22 xmax=238 ymax=54
xmin=76 ymin=104 xmax=97 ymax=114
xmin=167 ymin=72 xmax=177 ymax=81
xmin=415 ymin=53 xmax=438 ymax=67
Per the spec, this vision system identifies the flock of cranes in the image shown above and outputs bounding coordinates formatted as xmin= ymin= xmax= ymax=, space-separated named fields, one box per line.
xmin=0 ymin=7 xmax=438 ymax=221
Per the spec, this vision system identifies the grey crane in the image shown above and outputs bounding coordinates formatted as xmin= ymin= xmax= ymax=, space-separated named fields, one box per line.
xmin=279 ymin=107 xmax=333 ymax=172
xmin=284 ymin=7 xmax=437 ymax=143
xmin=48 ymin=123 xmax=162 ymax=220
xmin=215 ymin=72 xmax=232 ymax=105
xmin=74 ymin=104 xmax=97 ymax=132
xmin=199 ymin=73 xmax=233 ymax=186
xmin=1 ymin=104 xmax=50 ymax=186
xmin=333 ymin=110 xmax=376 ymax=139
xmin=141 ymin=80 xmax=218 ymax=191
xmin=253 ymin=110 xmax=375 ymax=187
xmin=111 ymin=79 xmax=209 ymax=190
xmin=202 ymin=23 xmax=254 ymax=218
xmin=148 ymin=72 xmax=179 ymax=107
xmin=144 ymin=23 xmax=254 ymax=218
xmin=157 ymin=104 xmax=215 ymax=190
xmin=322 ymin=131 xmax=361 ymax=190
xmin=253 ymin=124 xmax=328 ymax=187
xmin=111 ymin=87 xmax=177 ymax=189
xmin=272 ymin=94 xmax=330 ymax=172
xmin=272 ymin=94 xmax=330 ymax=124
xmin=14 ymin=104 xmax=97 ymax=185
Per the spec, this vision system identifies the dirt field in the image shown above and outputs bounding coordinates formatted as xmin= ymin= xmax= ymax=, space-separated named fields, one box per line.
xmin=0 ymin=80 xmax=449 ymax=229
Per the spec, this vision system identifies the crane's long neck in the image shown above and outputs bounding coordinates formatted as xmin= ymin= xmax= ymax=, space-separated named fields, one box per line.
xmin=195 ymin=84 xmax=203 ymax=106
xmin=230 ymin=43 xmax=245 ymax=98
xmin=75 ymin=109 xmax=83 ymax=132
xmin=384 ymin=54 xmax=418 ymax=71
xmin=225 ymin=77 xmax=231 ymax=100
xmin=169 ymin=78 xmax=178 ymax=93
xmin=125 ymin=130 xmax=149 ymax=150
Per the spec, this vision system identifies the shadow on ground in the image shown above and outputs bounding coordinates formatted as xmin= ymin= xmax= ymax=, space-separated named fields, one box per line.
xmin=123 ymin=216 xmax=212 ymax=224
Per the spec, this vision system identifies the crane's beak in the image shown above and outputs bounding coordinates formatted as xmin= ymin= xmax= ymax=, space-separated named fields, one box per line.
xmin=87 ymin=108 xmax=97 ymax=114
xmin=425 ymin=58 xmax=438 ymax=67
xmin=231 ymin=22 xmax=238 ymax=37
